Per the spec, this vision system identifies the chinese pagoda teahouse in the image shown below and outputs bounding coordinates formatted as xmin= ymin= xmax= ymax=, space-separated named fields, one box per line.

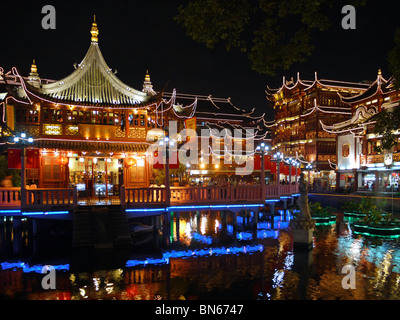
xmin=0 ymin=17 xmax=267 ymax=201
xmin=1 ymin=17 xmax=173 ymax=196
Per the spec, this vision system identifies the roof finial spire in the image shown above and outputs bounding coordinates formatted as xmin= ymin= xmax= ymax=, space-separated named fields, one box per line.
xmin=28 ymin=59 xmax=40 ymax=87
xmin=378 ymin=68 xmax=382 ymax=76
xmin=30 ymin=59 xmax=38 ymax=75
xmin=143 ymin=70 xmax=156 ymax=95
xmin=145 ymin=69 xmax=151 ymax=82
xmin=90 ymin=15 xmax=99 ymax=43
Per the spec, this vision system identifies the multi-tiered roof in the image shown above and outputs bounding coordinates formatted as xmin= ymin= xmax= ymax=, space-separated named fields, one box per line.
xmin=266 ymin=72 xmax=371 ymax=100
xmin=13 ymin=16 xmax=162 ymax=109
xmin=321 ymin=70 xmax=399 ymax=134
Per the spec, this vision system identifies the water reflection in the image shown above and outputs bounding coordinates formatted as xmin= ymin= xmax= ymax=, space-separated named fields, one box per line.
xmin=2 ymin=210 xmax=400 ymax=299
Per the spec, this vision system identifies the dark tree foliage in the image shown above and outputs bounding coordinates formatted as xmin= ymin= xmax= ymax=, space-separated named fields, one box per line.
xmin=388 ymin=28 xmax=400 ymax=90
xmin=175 ymin=0 xmax=365 ymax=76
xmin=374 ymin=29 xmax=400 ymax=151
xmin=374 ymin=107 xmax=400 ymax=153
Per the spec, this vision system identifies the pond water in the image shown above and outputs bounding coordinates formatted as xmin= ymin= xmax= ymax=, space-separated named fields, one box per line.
xmin=1 ymin=210 xmax=400 ymax=300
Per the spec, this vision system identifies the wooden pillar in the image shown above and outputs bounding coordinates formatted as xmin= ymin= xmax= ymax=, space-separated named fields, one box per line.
xmin=196 ymin=211 xmax=201 ymax=234
xmin=374 ymin=170 xmax=379 ymax=192
xmin=20 ymin=146 xmax=27 ymax=210
xmin=175 ymin=211 xmax=180 ymax=242
xmin=336 ymin=170 xmax=340 ymax=192
xmin=270 ymin=203 xmax=275 ymax=230
xmin=245 ymin=210 xmax=250 ymax=228
xmin=232 ymin=211 xmax=237 ymax=236
xmin=221 ymin=211 xmax=227 ymax=239
xmin=282 ymin=198 xmax=287 ymax=222
xmin=73 ymin=185 xmax=78 ymax=209
xmin=12 ymin=217 xmax=22 ymax=254
xmin=253 ymin=209 xmax=258 ymax=228
xmin=105 ymin=158 xmax=108 ymax=198
xmin=163 ymin=212 xmax=171 ymax=246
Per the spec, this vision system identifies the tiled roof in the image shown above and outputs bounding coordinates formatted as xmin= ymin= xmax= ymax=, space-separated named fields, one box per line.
xmin=30 ymin=42 xmax=153 ymax=107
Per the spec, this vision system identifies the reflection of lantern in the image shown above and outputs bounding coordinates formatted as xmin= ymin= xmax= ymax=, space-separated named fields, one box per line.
xmin=60 ymin=156 xmax=68 ymax=165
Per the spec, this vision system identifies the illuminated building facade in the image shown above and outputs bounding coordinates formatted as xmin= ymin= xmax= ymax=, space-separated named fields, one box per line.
xmin=0 ymin=18 xmax=267 ymax=198
xmin=321 ymin=70 xmax=400 ymax=192
xmin=266 ymin=74 xmax=369 ymax=188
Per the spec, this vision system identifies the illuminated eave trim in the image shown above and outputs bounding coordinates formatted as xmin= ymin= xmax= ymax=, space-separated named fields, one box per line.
xmin=12 ymin=67 xmax=167 ymax=111
xmin=267 ymin=72 xmax=369 ymax=98
xmin=338 ymin=73 xmax=389 ymax=104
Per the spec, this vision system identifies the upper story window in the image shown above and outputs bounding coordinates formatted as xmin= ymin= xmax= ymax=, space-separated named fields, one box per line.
xmin=16 ymin=108 xmax=39 ymax=124
xmin=128 ymin=111 xmax=148 ymax=127
xmin=42 ymin=107 xmax=63 ymax=122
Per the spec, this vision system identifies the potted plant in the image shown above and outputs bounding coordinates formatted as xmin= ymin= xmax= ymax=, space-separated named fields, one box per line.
xmin=342 ymin=197 xmax=387 ymax=221
xmin=309 ymin=202 xmax=336 ymax=225
xmin=352 ymin=206 xmax=400 ymax=238
xmin=342 ymin=199 xmax=361 ymax=219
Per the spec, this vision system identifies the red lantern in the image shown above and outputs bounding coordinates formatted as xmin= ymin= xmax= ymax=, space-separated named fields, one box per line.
xmin=59 ymin=156 xmax=68 ymax=165
xmin=126 ymin=158 xmax=137 ymax=167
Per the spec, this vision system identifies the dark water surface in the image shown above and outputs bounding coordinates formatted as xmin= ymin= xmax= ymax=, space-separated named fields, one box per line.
xmin=1 ymin=211 xmax=400 ymax=300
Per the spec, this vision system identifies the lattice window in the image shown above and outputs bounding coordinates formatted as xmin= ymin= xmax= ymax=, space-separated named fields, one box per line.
xmin=128 ymin=128 xmax=146 ymax=139
xmin=116 ymin=127 xmax=126 ymax=138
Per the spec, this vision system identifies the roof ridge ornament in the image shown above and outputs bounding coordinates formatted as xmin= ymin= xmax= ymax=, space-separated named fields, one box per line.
xmin=28 ymin=59 xmax=41 ymax=87
xmin=143 ymin=70 xmax=156 ymax=95
xmin=145 ymin=70 xmax=151 ymax=82
xmin=30 ymin=59 xmax=38 ymax=76
xmin=90 ymin=15 xmax=99 ymax=43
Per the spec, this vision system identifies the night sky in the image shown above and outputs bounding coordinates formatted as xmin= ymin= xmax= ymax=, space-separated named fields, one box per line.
xmin=0 ymin=0 xmax=398 ymax=120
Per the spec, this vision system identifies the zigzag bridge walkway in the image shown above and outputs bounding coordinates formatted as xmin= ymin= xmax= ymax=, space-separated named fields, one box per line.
xmin=0 ymin=184 xmax=299 ymax=219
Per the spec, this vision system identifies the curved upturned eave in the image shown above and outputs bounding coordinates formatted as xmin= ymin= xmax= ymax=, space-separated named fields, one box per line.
xmin=24 ymin=83 xmax=164 ymax=109
xmin=338 ymin=73 xmax=391 ymax=105
xmin=37 ymin=42 xmax=149 ymax=105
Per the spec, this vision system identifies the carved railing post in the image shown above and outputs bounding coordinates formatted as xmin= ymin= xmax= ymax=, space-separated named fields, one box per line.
xmin=120 ymin=185 xmax=126 ymax=207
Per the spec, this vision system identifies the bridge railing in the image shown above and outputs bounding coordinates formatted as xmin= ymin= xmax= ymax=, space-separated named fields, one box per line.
xmin=0 ymin=184 xmax=299 ymax=210
xmin=0 ymin=188 xmax=21 ymax=207
xmin=170 ymin=186 xmax=263 ymax=204
xmin=124 ymin=187 xmax=166 ymax=206
xmin=123 ymin=184 xmax=299 ymax=207
xmin=26 ymin=188 xmax=75 ymax=209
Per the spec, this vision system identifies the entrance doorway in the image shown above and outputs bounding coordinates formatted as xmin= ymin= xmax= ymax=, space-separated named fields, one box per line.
xmin=69 ymin=157 xmax=121 ymax=205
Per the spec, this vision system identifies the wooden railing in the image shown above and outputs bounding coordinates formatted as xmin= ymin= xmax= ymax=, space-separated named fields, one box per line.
xmin=170 ymin=186 xmax=263 ymax=204
xmin=126 ymin=185 xmax=299 ymax=207
xmin=0 ymin=188 xmax=76 ymax=210
xmin=26 ymin=188 xmax=75 ymax=208
xmin=0 ymin=188 xmax=21 ymax=207
xmin=123 ymin=187 xmax=166 ymax=206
